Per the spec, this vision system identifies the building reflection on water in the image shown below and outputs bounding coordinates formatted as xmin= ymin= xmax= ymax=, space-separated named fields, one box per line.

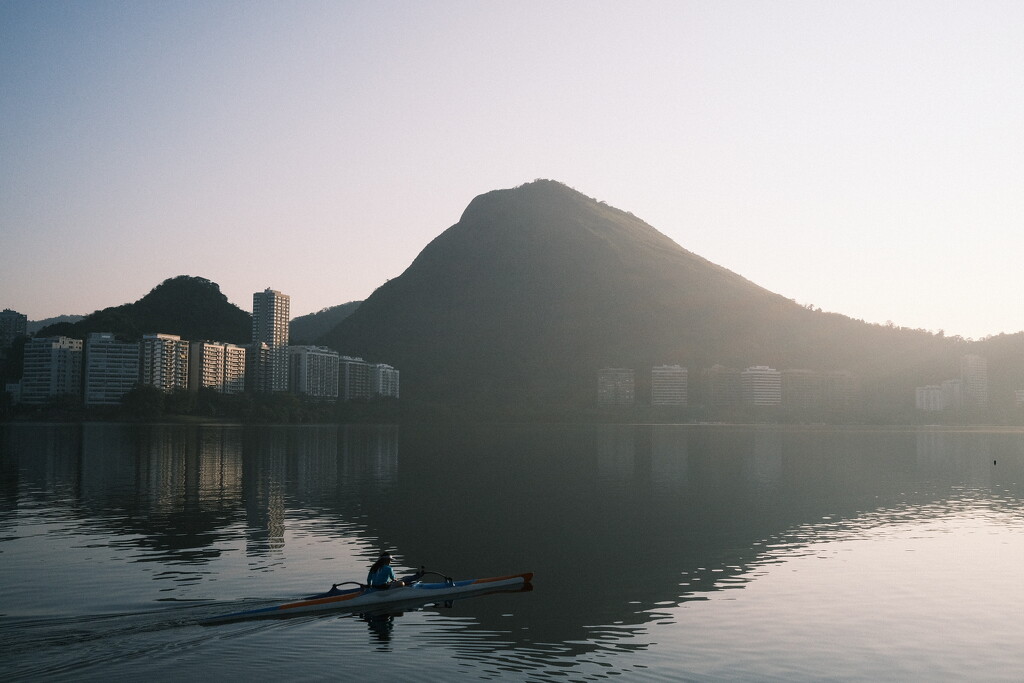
xmin=915 ymin=429 xmax=994 ymax=488
xmin=595 ymin=424 xmax=785 ymax=492
xmin=0 ymin=423 xmax=400 ymax=560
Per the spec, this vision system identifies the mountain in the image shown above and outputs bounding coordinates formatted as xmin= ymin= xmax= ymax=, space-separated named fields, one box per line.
xmin=323 ymin=180 xmax=976 ymax=414
xmin=290 ymin=302 xmax=361 ymax=345
xmin=36 ymin=276 xmax=251 ymax=344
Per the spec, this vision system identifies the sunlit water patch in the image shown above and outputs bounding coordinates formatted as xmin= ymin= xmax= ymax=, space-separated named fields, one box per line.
xmin=646 ymin=502 xmax=1024 ymax=682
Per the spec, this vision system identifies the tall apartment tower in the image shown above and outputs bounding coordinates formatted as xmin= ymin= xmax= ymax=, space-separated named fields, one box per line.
xmin=960 ymin=354 xmax=988 ymax=409
xmin=252 ymin=289 xmax=290 ymax=392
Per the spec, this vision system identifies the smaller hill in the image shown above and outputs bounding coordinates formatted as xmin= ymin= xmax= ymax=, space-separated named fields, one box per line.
xmin=27 ymin=315 xmax=84 ymax=335
xmin=36 ymin=276 xmax=251 ymax=344
xmin=290 ymin=302 xmax=361 ymax=345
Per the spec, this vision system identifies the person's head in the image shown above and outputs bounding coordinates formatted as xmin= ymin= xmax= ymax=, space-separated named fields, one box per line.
xmin=371 ymin=552 xmax=393 ymax=572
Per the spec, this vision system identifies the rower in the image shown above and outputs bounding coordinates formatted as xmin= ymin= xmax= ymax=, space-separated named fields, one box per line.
xmin=367 ymin=552 xmax=406 ymax=589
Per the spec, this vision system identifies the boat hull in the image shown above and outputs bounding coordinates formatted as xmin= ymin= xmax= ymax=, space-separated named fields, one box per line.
xmin=200 ymin=572 xmax=533 ymax=624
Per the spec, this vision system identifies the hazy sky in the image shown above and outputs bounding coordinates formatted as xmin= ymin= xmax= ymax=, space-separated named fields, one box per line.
xmin=2 ymin=1 xmax=1022 ymax=338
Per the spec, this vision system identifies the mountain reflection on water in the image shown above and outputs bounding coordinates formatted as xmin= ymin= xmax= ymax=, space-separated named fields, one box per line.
xmin=3 ymin=422 xmax=1024 ymax=673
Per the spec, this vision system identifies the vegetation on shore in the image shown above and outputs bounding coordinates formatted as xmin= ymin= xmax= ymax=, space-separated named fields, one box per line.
xmin=1 ymin=386 xmax=399 ymax=425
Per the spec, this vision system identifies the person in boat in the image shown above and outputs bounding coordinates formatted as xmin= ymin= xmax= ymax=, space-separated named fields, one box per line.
xmin=367 ymin=552 xmax=406 ymax=589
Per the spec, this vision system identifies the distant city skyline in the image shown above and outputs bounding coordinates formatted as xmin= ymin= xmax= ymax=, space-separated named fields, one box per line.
xmin=4 ymin=2 xmax=1023 ymax=339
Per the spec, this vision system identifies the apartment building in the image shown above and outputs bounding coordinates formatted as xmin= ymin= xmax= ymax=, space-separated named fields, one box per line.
xmin=252 ymin=289 xmax=290 ymax=392
xmin=21 ymin=336 xmax=83 ymax=404
xmin=140 ymin=333 xmax=189 ymax=392
xmin=84 ymin=333 xmax=140 ymax=406
xmin=190 ymin=341 xmax=246 ymax=394
xmin=289 ymin=346 xmax=340 ymax=401
xmin=651 ymin=364 xmax=687 ymax=406
xmin=597 ymin=368 xmax=635 ymax=405
xmin=741 ymin=365 xmax=782 ymax=406
xmin=370 ymin=363 xmax=400 ymax=399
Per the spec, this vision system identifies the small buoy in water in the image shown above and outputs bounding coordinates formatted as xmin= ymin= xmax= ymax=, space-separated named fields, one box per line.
xmin=994 ymin=460 xmax=997 ymax=465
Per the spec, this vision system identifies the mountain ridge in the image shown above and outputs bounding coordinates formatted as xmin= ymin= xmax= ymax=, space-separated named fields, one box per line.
xmin=323 ymin=180 xmax=952 ymax=411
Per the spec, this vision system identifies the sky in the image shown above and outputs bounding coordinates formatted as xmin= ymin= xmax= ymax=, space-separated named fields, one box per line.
xmin=2 ymin=1 xmax=1022 ymax=339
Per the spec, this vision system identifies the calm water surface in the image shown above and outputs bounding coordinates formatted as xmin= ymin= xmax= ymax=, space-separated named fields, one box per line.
xmin=2 ymin=422 xmax=1024 ymax=681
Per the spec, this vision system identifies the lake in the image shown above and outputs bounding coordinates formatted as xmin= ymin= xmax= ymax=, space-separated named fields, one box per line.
xmin=2 ymin=422 xmax=1024 ymax=681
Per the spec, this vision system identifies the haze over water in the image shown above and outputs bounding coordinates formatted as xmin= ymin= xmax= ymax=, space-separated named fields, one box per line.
xmin=3 ymin=422 xmax=1024 ymax=680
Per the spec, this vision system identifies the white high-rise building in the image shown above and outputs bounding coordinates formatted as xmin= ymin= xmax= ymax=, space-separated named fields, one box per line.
xmin=651 ymin=365 xmax=687 ymax=406
xmin=222 ymin=343 xmax=246 ymax=394
xmin=741 ymin=366 xmax=782 ymax=405
xmin=252 ymin=289 xmax=290 ymax=392
xmin=140 ymin=334 xmax=189 ymax=392
xmin=84 ymin=333 xmax=140 ymax=406
xmin=21 ymin=336 xmax=83 ymax=404
xmin=288 ymin=346 xmax=340 ymax=401
xmin=190 ymin=341 xmax=246 ymax=394
xmin=960 ymin=354 xmax=988 ymax=408
xmin=370 ymin=363 xmax=400 ymax=399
